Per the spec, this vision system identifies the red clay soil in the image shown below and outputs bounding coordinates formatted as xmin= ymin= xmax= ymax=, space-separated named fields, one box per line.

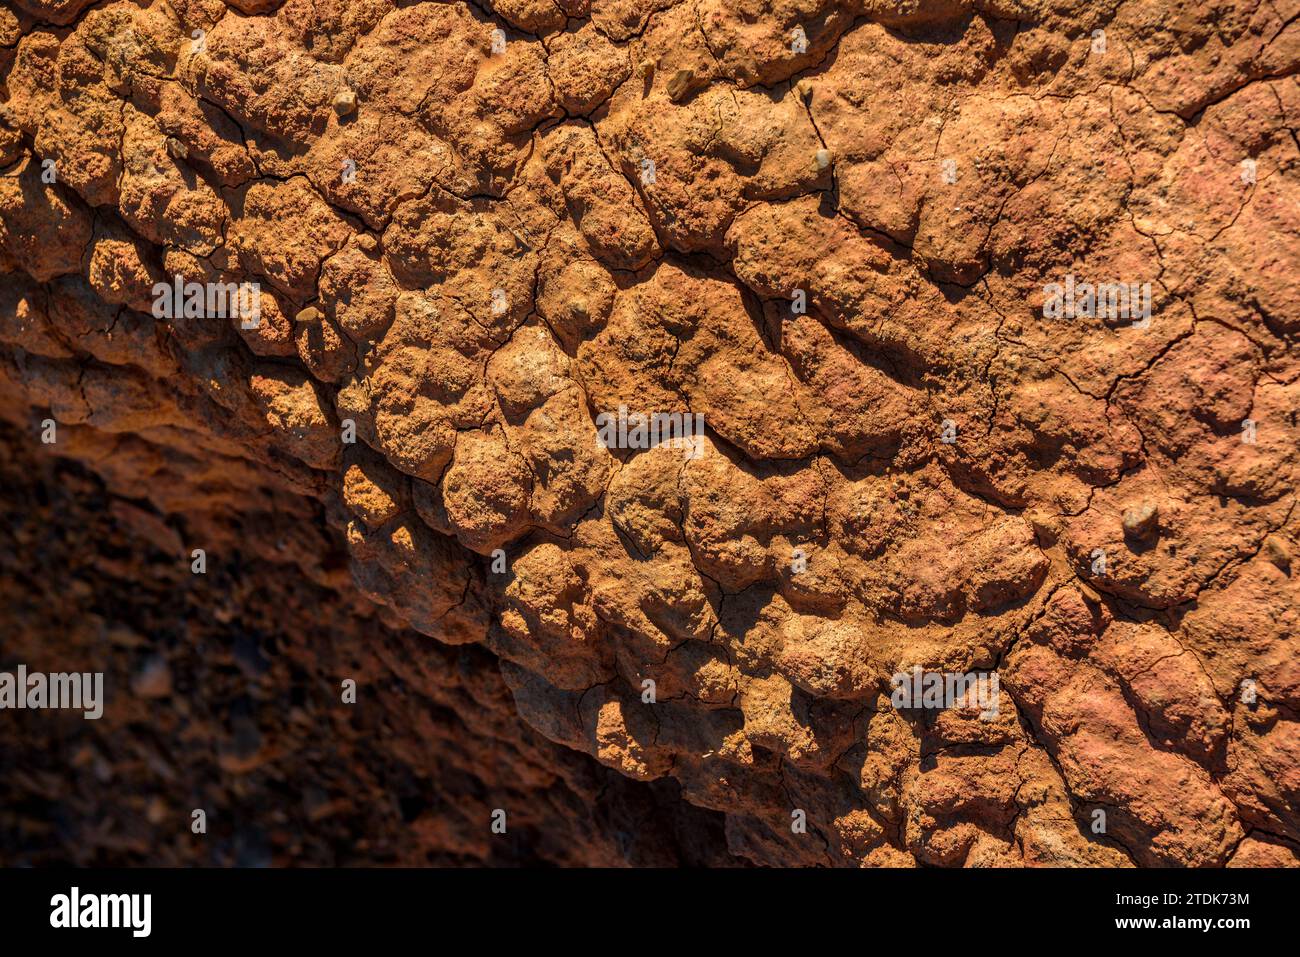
xmin=0 ymin=0 xmax=1297 ymax=866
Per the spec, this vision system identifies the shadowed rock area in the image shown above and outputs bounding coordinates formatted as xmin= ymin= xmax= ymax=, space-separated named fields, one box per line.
xmin=0 ymin=0 xmax=1297 ymax=866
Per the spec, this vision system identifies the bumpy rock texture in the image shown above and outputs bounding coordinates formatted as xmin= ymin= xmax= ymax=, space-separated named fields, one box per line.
xmin=0 ymin=0 xmax=1297 ymax=867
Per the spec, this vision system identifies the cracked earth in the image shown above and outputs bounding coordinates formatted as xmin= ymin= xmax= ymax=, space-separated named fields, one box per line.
xmin=0 ymin=0 xmax=1297 ymax=866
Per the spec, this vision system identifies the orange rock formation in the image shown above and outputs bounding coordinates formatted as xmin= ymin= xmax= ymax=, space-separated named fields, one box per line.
xmin=0 ymin=0 xmax=1297 ymax=866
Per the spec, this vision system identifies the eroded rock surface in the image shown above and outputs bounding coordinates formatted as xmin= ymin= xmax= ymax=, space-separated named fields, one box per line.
xmin=0 ymin=0 xmax=1297 ymax=866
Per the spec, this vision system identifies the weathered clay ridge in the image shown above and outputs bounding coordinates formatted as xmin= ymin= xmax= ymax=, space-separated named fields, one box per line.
xmin=0 ymin=0 xmax=1297 ymax=866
